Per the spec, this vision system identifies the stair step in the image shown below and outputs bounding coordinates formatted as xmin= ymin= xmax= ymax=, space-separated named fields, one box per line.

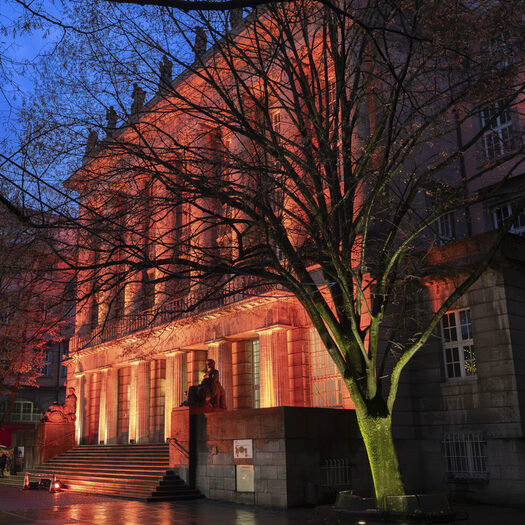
xmin=37 ymin=464 xmax=169 ymax=472
xmin=30 ymin=470 xmax=169 ymax=482
xmin=147 ymin=493 xmax=204 ymax=502
xmin=32 ymin=444 xmax=202 ymax=501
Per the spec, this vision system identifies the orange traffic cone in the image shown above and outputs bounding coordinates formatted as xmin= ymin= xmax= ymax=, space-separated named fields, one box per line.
xmin=49 ymin=473 xmax=58 ymax=493
xmin=23 ymin=472 xmax=29 ymax=489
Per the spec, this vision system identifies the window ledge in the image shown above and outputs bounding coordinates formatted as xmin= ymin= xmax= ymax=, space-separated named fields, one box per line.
xmin=442 ymin=375 xmax=478 ymax=384
xmin=447 ymin=475 xmax=489 ymax=485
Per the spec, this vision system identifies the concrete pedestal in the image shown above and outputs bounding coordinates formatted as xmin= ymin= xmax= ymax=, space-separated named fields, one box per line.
xmin=38 ymin=421 xmax=76 ymax=463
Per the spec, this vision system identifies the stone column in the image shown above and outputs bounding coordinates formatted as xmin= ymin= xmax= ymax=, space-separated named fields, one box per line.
xmin=72 ymin=374 xmax=84 ymax=445
xmin=164 ymin=353 xmax=176 ymax=441
xmin=129 ymin=362 xmax=139 ymax=442
xmin=136 ymin=361 xmax=150 ymax=443
xmin=98 ymin=369 xmax=108 ymax=444
xmin=105 ymin=368 xmax=118 ymax=444
xmin=80 ymin=372 xmax=90 ymax=445
xmin=258 ymin=327 xmax=289 ymax=408
xmin=217 ymin=341 xmax=233 ymax=410
xmin=173 ymin=352 xmax=186 ymax=409
xmin=187 ymin=350 xmax=206 ymax=387
xmin=207 ymin=343 xmax=219 ymax=368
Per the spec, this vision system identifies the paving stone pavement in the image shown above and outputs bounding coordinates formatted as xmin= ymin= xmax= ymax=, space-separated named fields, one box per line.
xmin=0 ymin=487 xmax=332 ymax=525
xmin=0 ymin=487 xmax=524 ymax=524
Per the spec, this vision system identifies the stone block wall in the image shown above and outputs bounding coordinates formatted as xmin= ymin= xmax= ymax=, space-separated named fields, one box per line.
xmin=171 ymin=406 xmax=368 ymax=508
xmin=402 ymin=268 xmax=525 ymax=505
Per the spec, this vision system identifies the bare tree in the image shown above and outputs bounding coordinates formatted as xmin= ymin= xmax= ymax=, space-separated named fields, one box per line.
xmin=0 ymin=192 xmax=73 ymax=426
xmin=4 ymin=0 xmax=525 ymax=503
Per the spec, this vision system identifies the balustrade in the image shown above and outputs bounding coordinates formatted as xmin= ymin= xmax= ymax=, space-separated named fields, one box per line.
xmin=70 ymin=277 xmax=281 ymax=351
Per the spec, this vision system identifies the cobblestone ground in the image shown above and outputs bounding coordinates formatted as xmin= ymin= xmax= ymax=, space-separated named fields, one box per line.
xmin=0 ymin=487 xmax=523 ymax=524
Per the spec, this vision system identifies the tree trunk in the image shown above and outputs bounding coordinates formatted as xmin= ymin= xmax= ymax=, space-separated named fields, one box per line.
xmin=355 ymin=409 xmax=405 ymax=509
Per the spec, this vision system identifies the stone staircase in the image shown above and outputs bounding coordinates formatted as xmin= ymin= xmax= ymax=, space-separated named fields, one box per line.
xmin=23 ymin=443 xmax=203 ymax=501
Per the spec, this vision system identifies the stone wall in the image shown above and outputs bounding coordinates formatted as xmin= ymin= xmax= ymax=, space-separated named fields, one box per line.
xmin=404 ymin=268 xmax=525 ymax=505
xmin=170 ymin=406 xmax=368 ymax=508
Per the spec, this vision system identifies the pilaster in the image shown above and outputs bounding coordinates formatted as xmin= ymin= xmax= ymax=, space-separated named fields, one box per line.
xmin=98 ymin=369 xmax=108 ymax=444
xmin=105 ymin=368 xmax=118 ymax=444
xmin=164 ymin=353 xmax=176 ymax=441
xmin=173 ymin=352 xmax=186 ymax=409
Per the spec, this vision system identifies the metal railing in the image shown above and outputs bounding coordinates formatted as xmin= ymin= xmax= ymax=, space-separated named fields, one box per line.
xmin=166 ymin=437 xmax=189 ymax=458
xmin=71 ymin=277 xmax=282 ymax=352
xmin=442 ymin=431 xmax=489 ymax=480
xmin=322 ymin=458 xmax=352 ymax=490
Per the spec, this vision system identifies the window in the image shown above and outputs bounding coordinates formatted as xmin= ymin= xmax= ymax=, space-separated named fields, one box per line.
xmin=480 ymin=101 xmax=513 ymax=161
xmin=436 ymin=212 xmax=455 ymax=245
xmin=41 ymin=350 xmax=52 ymax=377
xmin=247 ymin=339 xmax=260 ymax=409
xmin=61 ymin=342 xmax=69 ymax=378
xmin=0 ymin=400 xmax=42 ymax=423
xmin=492 ymin=203 xmax=525 ymax=237
xmin=442 ymin=432 xmax=488 ymax=480
xmin=309 ymin=328 xmax=343 ymax=408
xmin=485 ymin=32 xmax=514 ymax=69
xmin=270 ymin=109 xmax=281 ymax=140
xmin=426 ymin=194 xmax=455 ymax=245
xmin=441 ymin=309 xmax=476 ymax=380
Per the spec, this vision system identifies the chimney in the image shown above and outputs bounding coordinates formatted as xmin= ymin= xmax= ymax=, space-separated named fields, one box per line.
xmin=194 ymin=27 xmax=207 ymax=61
xmin=131 ymin=84 xmax=146 ymax=117
xmin=158 ymin=55 xmax=173 ymax=95
xmin=84 ymin=129 xmax=98 ymax=158
xmin=230 ymin=9 xmax=242 ymax=29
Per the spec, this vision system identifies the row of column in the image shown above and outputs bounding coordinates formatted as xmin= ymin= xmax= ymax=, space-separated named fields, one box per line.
xmin=72 ymin=326 xmax=312 ymax=445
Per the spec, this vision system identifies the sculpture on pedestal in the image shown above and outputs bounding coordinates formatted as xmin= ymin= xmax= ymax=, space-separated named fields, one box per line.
xmin=186 ymin=359 xmax=226 ymax=409
xmin=41 ymin=387 xmax=77 ymax=423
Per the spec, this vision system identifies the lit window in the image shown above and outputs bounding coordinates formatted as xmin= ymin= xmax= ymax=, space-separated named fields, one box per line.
xmin=442 ymin=432 xmax=488 ymax=480
xmin=271 ymin=109 xmax=281 ymax=140
xmin=309 ymin=328 xmax=343 ymax=408
xmin=441 ymin=309 xmax=476 ymax=380
xmin=492 ymin=203 xmax=525 ymax=237
xmin=480 ymin=101 xmax=513 ymax=161
xmin=247 ymin=339 xmax=260 ymax=409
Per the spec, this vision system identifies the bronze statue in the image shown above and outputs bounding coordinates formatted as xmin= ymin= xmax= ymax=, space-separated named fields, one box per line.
xmin=186 ymin=360 xmax=226 ymax=409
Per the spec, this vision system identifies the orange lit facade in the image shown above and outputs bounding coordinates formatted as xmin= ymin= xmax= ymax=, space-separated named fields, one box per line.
xmin=63 ymin=13 xmax=525 ymax=507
